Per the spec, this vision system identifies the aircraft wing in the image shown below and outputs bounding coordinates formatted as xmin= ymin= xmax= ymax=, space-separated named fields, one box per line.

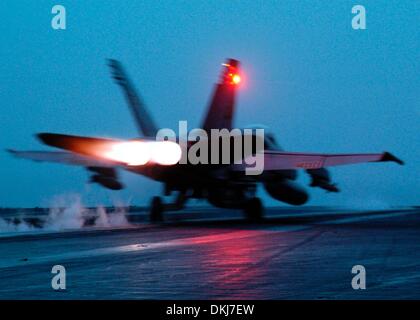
xmin=7 ymin=150 xmax=117 ymax=167
xmin=236 ymin=151 xmax=404 ymax=172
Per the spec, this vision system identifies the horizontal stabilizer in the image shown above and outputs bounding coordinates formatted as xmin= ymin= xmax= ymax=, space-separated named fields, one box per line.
xmin=37 ymin=133 xmax=120 ymax=156
xmin=35 ymin=133 xmax=179 ymax=167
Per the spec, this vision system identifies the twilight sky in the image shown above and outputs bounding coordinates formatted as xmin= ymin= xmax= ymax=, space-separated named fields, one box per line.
xmin=0 ymin=0 xmax=418 ymax=207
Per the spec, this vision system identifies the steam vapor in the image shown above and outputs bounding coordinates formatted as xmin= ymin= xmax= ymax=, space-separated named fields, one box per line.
xmin=0 ymin=194 xmax=131 ymax=234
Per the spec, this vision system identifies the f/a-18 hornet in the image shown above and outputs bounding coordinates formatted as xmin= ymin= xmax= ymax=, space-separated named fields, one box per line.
xmin=9 ymin=59 xmax=403 ymax=221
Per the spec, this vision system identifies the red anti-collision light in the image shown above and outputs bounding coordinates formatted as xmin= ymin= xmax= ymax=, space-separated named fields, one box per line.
xmin=223 ymin=64 xmax=241 ymax=85
xmin=232 ymin=74 xmax=241 ymax=85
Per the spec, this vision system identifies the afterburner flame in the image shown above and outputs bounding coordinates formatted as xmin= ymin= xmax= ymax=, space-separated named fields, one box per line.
xmin=103 ymin=141 xmax=181 ymax=166
xmin=104 ymin=141 xmax=151 ymax=166
xmin=150 ymin=141 xmax=182 ymax=165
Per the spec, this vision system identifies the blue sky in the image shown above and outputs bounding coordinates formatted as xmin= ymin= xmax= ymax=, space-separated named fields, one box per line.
xmin=0 ymin=0 xmax=418 ymax=207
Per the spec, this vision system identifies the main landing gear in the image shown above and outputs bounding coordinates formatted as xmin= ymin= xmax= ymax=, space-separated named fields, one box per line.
xmin=149 ymin=192 xmax=186 ymax=222
xmin=150 ymin=196 xmax=164 ymax=222
xmin=243 ymin=197 xmax=264 ymax=221
xmin=149 ymin=195 xmax=264 ymax=222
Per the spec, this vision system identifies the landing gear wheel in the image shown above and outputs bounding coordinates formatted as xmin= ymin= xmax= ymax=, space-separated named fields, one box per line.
xmin=150 ymin=196 xmax=164 ymax=222
xmin=243 ymin=197 xmax=264 ymax=221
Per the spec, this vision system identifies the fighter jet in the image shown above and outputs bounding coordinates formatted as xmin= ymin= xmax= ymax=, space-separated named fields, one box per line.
xmin=9 ymin=59 xmax=404 ymax=221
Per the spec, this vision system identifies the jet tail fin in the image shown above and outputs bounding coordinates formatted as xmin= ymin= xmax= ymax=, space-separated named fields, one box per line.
xmin=108 ymin=59 xmax=158 ymax=137
xmin=201 ymin=59 xmax=241 ymax=132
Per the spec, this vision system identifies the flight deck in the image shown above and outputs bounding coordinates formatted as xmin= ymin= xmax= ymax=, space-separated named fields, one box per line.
xmin=0 ymin=206 xmax=419 ymax=299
